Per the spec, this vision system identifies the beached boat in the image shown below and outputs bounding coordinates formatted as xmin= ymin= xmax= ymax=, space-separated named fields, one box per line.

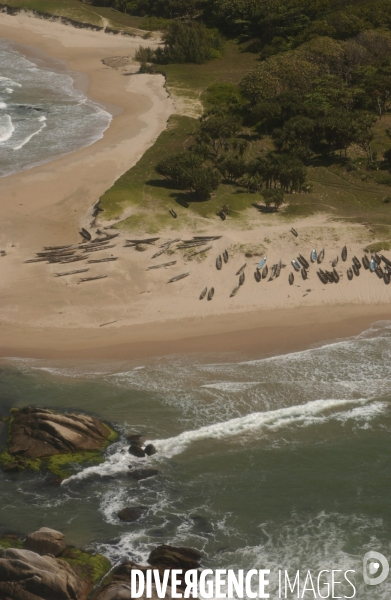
xmin=369 ymin=258 xmax=376 ymax=272
xmin=384 ymin=271 xmax=390 ymax=285
xmin=88 ymin=257 xmax=118 ymax=263
xmin=147 ymin=261 xmax=177 ymax=270
xmin=78 ymin=275 xmax=107 ymax=283
xmin=216 ymin=255 xmax=223 ymax=270
xmin=375 ymin=266 xmax=384 ymax=279
xmin=291 ymin=228 xmax=298 ymax=237
xmin=254 ymin=269 xmax=261 ymax=282
xmin=262 ymin=265 xmax=268 ymax=279
xmin=168 ymin=272 xmax=190 ymax=283
xmin=189 ymin=245 xmax=212 ymax=257
xmin=223 ymin=250 xmax=229 ymax=263
xmin=298 ymin=255 xmax=309 ymax=269
xmin=218 ymin=211 xmax=226 ymax=221
xmin=311 ymin=249 xmax=317 ymax=263
xmin=55 ymin=268 xmax=89 ymax=277
xmin=199 ymin=287 xmax=207 ymax=300
xmin=236 ymin=263 xmax=247 ymax=276
xmin=341 ymin=246 xmax=347 ymax=261
xmin=326 ymin=271 xmax=335 ymax=283
xmin=291 ymin=259 xmax=301 ymax=272
xmin=301 ymin=268 xmax=307 ymax=280
xmin=289 ymin=272 xmax=294 ymax=285
xmin=152 ymin=249 xmax=165 ymax=259
xmin=352 ymin=256 xmax=361 ymax=269
xmin=257 ymin=256 xmax=267 ymax=270
xmin=207 ymin=287 xmax=215 ymax=300
xmin=374 ymin=253 xmax=382 ymax=265
xmin=239 ymin=272 xmax=245 ymax=286
xmin=230 ymin=285 xmax=239 ymax=297
xmin=347 ymin=268 xmax=353 ymax=281
xmin=169 ymin=208 xmax=177 ymax=219
xmin=275 ymin=261 xmax=282 ymax=278
xmin=80 ymin=228 xmax=91 ymax=241
xmin=381 ymin=254 xmax=391 ymax=268
xmin=332 ymin=268 xmax=340 ymax=283
xmin=362 ymin=255 xmax=370 ymax=269
xmin=317 ymin=271 xmax=328 ymax=284
xmin=317 ymin=248 xmax=325 ymax=264
xmin=331 ymin=256 xmax=338 ymax=267
xmin=176 ymin=198 xmax=189 ymax=208
xmin=352 ymin=264 xmax=359 ymax=277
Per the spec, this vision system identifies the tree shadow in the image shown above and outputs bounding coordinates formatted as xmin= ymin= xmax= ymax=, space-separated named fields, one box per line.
xmin=252 ymin=203 xmax=277 ymax=213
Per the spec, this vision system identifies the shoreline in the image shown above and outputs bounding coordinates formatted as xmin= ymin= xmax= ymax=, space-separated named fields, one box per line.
xmin=0 ymin=13 xmax=390 ymax=362
xmin=0 ymin=303 xmax=389 ymax=361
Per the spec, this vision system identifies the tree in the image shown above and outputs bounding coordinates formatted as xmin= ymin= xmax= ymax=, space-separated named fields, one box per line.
xmin=154 ymin=21 xmax=223 ymax=64
xmin=197 ymin=111 xmax=241 ymax=157
xmin=358 ymin=67 xmax=391 ymax=117
xmin=262 ymin=188 xmax=285 ymax=209
xmin=217 ymin=156 xmax=248 ymax=182
xmin=186 ymin=165 xmax=221 ymax=199
xmin=352 ymin=113 xmax=377 ymax=162
xmin=155 ymin=152 xmax=202 ymax=188
xmin=239 ymin=52 xmax=319 ymax=105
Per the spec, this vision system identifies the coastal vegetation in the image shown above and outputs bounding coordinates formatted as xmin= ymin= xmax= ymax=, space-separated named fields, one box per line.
xmin=6 ymin=0 xmax=391 ymax=245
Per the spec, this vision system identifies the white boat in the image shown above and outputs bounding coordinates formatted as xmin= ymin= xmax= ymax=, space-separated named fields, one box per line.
xmin=311 ymin=249 xmax=317 ymax=263
xmin=370 ymin=258 xmax=376 ymax=272
xmin=291 ymin=259 xmax=301 ymax=271
xmin=257 ymin=255 xmax=267 ymax=270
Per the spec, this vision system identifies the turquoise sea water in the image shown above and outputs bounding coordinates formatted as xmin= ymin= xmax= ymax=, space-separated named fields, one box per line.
xmin=1 ymin=321 xmax=391 ymax=598
xmin=0 ymin=39 xmax=111 ymax=177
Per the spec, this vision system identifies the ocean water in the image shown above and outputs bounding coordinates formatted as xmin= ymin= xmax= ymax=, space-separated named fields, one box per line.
xmin=0 ymin=40 xmax=111 ymax=177
xmin=1 ymin=321 xmax=391 ymax=598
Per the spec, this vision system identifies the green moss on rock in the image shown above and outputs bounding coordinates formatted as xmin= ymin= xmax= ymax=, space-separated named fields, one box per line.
xmin=0 ymin=451 xmax=41 ymax=472
xmin=44 ymin=451 xmax=105 ymax=479
xmin=0 ymin=535 xmax=23 ymax=550
xmin=61 ymin=547 xmax=111 ymax=586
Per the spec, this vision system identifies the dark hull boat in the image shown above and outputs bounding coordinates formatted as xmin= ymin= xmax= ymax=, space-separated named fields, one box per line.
xmin=169 ymin=208 xmax=177 ymax=218
xmin=317 ymin=270 xmax=328 ymax=284
xmin=289 ymin=272 xmax=294 ymax=285
xmin=375 ymin=266 xmax=384 ymax=279
xmin=352 ymin=256 xmax=361 ymax=270
xmin=331 ymin=256 xmax=338 ymax=268
xmin=298 ymin=254 xmax=309 ymax=269
xmin=216 ymin=255 xmax=222 ymax=270
xmin=347 ymin=268 xmax=353 ymax=280
xmin=80 ymin=228 xmax=91 ymax=241
xmin=262 ymin=265 xmax=268 ymax=279
xmin=291 ymin=228 xmax=298 ymax=237
xmin=223 ymin=250 xmax=229 ymax=263
xmin=207 ymin=287 xmax=215 ymax=300
xmin=352 ymin=264 xmax=360 ymax=277
xmin=362 ymin=255 xmax=370 ymax=269
xmin=301 ymin=268 xmax=308 ymax=280
xmin=341 ymin=246 xmax=347 ymax=261
xmin=239 ymin=272 xmax=245 ymax=286
xmin=199 ymin=287 xmax=207 ymax=300
xmin=168 ymin=272 xmax=190 ymax=283
xmin=317 ymin=248 xmax=325 ymax=264
xmin=218 ymin=211 xmax=226 ymax=221
xmin=236 ymin=263 xmax=247 ymax=276
xmin=332 ymin=268 xmax=340 ymax=283
xmin=385 ymin=272 xmax=391 ymax=285
xmin=254 ymin=269 xmax=261 ymax=282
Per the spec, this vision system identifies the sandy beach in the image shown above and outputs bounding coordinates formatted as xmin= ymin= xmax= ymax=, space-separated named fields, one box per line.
xmin=0 ymin=12 xmax=390 ymax=360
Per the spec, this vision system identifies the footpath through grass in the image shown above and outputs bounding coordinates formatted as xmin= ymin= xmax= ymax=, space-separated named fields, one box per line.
xmin=2 ymin=0 xmax=146 ymax=33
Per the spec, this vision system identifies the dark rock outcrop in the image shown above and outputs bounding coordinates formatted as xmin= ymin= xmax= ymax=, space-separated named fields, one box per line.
xmin=8 ymin=407 xmax=113 ymax=460
xmin=92 ymin=562 xmax=172 ymax=600
xmin=144 ymin=444 xmax=157 ymax=456
xmin=24 ymin=527 xmax=67 ymax=557
xmin=128 ymin=468 xmax=159 ymax=481
xmin=128 ymin=445 xmax=146 ymax=458
xmin=117 ymin=506 xmax=147 ymax=522
xmin=0 ymin=547 xmax=86 ymax=600
xmin=148 ymin=544 xmax=202 ymax=571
